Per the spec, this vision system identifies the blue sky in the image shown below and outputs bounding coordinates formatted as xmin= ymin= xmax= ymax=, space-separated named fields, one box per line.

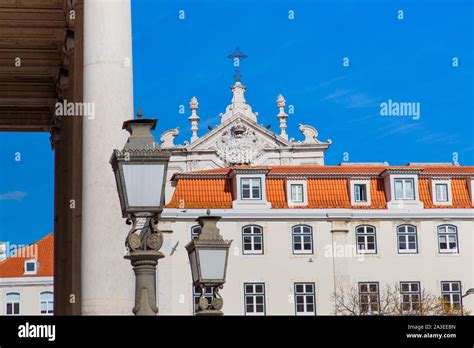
xmin=0 ymin=0 xmax=472 ymax=245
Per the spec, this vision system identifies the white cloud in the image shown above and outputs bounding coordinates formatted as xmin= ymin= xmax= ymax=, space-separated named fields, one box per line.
xmin=0 ymin=191 xmax=27 ymax=201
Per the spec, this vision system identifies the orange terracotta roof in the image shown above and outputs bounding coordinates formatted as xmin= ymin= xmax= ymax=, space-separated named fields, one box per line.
xmin=177 ymin=165 xmax=474 ymax=178
xmin=167 ymin=178 xmax=233 ymax=209
xmin=419 ymin=178 xmax=473 ymax=209
xmin=167 ymin=165 xmax=474 ymax=209
xmin=0 ymin=233 xmax=54 ymax=278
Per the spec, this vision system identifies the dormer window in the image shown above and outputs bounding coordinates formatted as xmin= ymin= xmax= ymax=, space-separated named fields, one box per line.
xmin=291 ymin=184 xmax=303 ymax=203
xmin=241 ymin=178 xmax=261 ymax=200
xmin=394 ymin=178 xmax=415 ymax=200
xmin=286 ymin=180 xmax=308 ymax=206
xmin=431 ymin=179 xmax=452 ymax=205
xmin=231 ymin=169 xmax=271 ymax=209
xmin=435 ymin=184 xmax=448 ymax=202
xmin=354 ymin=184 xmax=367 ymax=202
xmin=350 ymin=180 xmax=371 ymax=206
xmin=24 ymin=260 xmax=37 ymax=275
xmin=382 ymin=169 xmax=423 ymax=209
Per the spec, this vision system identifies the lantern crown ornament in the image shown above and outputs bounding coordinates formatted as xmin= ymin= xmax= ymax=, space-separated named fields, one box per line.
xmin=110 ymin=109 xmax=170 ymax=219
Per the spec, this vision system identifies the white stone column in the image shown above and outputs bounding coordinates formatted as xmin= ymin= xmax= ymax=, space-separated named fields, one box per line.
xmin=82 ymin=0 xmax=134 ymax=314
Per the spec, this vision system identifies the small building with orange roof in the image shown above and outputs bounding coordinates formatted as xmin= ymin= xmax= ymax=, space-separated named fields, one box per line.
xmin=0 ymin=233 xmax=54 ymax=315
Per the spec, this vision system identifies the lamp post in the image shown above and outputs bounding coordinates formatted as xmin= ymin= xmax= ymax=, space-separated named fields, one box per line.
xmin=185 ymin=211 xmax=232 ymax=316
xmin=461 ymin=288 xmax=474 ymax=316
xmin=110 ymin=109 xmax=170 ymax=316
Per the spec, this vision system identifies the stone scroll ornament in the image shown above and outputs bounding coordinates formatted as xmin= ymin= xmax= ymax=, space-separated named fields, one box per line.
xmin=198 ymin=284 xmax=224 ymax=312
xmin=125 ymin=215 xmax=163 ymax=253
xmin=298 ymin=124 xmax=320 ymax=143
xmin=215 ymin=120 xmax=263 ymax=165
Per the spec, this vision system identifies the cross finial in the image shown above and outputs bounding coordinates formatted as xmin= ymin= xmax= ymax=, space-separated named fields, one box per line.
xmin=227 ymin=47 xmax=248 ymax=83
xmin=136 ymin=108 xmax=143 ymax=119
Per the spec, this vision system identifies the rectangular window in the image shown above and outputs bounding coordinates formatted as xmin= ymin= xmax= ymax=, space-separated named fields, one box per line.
xmin=394 ymin=178 xmax=415 ymax=200
xmin=242 ymin=225 xmax=264 ymax=255
xmin=438 ymin=225 xmax=458 ymax=253
xmin=24 ymin=260 xmax=37 ymax=274
xmin=290 ymin=184 xmax=304 ymax=203
xmin=292 ymin=225 xmax=313 ymax=254
xmin=441 ymin=281 xmax=462 ymax=312
xmin=359 ymin=282 xmax=379 ymax=314
xmin=193 ymin=286 xmax=213 ymax=314
xmin=435 ymin=184 xmax=448 ymax=202
xmin=241 ymin=178 xmax=262 ymax=200
xmin=40 ymin=292 xmax=54 ymax=314
xmin=400 ymin=282 xmax=421 ymax=314
xmin=356 ymin=226 xmax=377 ymax=254
xmin=294 ymin=283 xmax=316 ymax=316
xmin=354 ymin=184 xmax=367 ymax=202
xmin=397 ymin=225 xmax=418 ymax=254
xmin=6 ymin=293 xmax=20 ymax=315
xmin=244 ymin=283 xmax=265 ymax=316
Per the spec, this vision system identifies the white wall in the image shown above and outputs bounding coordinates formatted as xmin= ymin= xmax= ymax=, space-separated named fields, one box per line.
xmin=157 ymin=217 xmax=474 ymax=315
xmin=0 ymin=279 xmax=53 ymax=315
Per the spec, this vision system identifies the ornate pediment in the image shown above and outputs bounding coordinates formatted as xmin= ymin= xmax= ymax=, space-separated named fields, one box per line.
xmin=187 ymin=115 xmax=289 ymax=152
xmin=161 ymin=76 xmax=332 ymax=169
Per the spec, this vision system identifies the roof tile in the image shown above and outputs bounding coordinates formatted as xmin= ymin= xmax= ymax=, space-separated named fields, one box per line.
xmin=0 ymin=233 xmax=54 ymax=278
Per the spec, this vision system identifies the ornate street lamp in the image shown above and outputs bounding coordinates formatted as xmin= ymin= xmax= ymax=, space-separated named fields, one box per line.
xmin=110 ymin=109 xmax=170 ymax=316
xmin=185 ymin=211 xmax=232 ymax=316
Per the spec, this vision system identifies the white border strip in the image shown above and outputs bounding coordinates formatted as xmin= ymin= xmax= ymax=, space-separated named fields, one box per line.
xmin=162 ymin=208 xmax=474 ymax=220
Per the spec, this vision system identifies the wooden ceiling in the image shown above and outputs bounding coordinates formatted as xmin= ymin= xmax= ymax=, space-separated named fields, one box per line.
xmin=0 ymin=0 xmax=68 ymax=131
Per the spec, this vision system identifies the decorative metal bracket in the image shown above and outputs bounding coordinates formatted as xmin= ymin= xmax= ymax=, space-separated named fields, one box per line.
xmin=124 ymin=213 xmax=165 ymax=316
xmin=125 ymin=213 xmax=164 ymax=253
xmin=196 ymin=284 xmax=224 ymax=316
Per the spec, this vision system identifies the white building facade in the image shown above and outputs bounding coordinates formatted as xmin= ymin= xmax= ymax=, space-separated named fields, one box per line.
xmin=152 ymin=80 xmax=474 ymax=316
xmin=0 ymin=234 xmax=54 ymax=315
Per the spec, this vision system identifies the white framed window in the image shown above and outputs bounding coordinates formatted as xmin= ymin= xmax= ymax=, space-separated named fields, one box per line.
xmin=244 ymin=283 xmax=265 ymax=316
xmin=436 ymin=184 xmax=448 ymax=202
xmin=193 ymin=286 xmax=213 ymax=314
xmin=40 ymin=292 xmax=54 ymax=315
xmin=232 ymin=171 xmax=271 ymax=209
xmin=356 ymin=225 xmax=377 ymax=254
xmin=191 ymin=225 xmax=201 ymax=241
xmin=6 ymin=292 xmax=20 ymax=315
xmin=24 ymin=259 xmax=37 ymax=275
xmin=242 ymin=225 xmax=264 ymax=255
xmin=240 ymin=178 xmax=262 ymax=200
xmin=441 ymin=281 xmax=462 ymax=311
xmin=394 ymin=178 xmax=415 ymax=200
xmin=431 ymin=180 xmax=452 ymax=205
xmin=350 ymin=180 xmax=371 ymax=206
xmin=286 ymin=180 xmax=308 ymax=206
xmin=354 ymin=184 xmax=367 ymax=202
xmin=291 ymin=184 xmax=304 ymax=203
xmin=292 ymin=225 xmax=313 ymax=254
xmin=400 ymin=282 xmax=420 ymax=314
xmin=359 ymin=282 xmax=379 ymax=315
xmin=294 ymin=283 xmax=316 ymax=316
xmin=438 ymin=225 xmax=458 ymax=253
xmin=397 ymin=225 xmax=418 ymax=254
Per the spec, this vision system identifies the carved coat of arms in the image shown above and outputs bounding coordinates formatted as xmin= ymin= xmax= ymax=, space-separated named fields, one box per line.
xmin=215 ymin=120 xmax=262 ymax=165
